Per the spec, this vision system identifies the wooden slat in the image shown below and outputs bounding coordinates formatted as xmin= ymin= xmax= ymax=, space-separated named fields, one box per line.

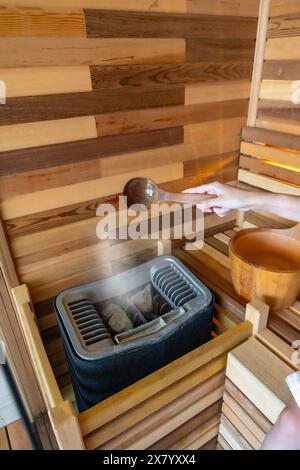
xmin=85 ymin=10 xmax=257 ymax=39
xmin=183 ymin=421 xmax=219 ymax=450
xmin=0 ymin=126 xmax=183 ymax=176
xmin=0 ymin=66 xmax=92 ymax=98
xmin=0 ymin=116 xmax=97 ymax=153
xmin=0 ymin=38 xmax=185 ymax=68
xmin=91 ymin=62 xmax=253 ymax=90
xmin=0 ymin=427 xmax=10 ymax=450
xmin=217 ymin=433 xmax=232 ymax=450
xmin=219 ymin=415 xmax=252 ymax=450
xmin=226 ymin=337 xmax=293 ymax=423
xmin=0 ymin=9 xmax=86 ymax=37
xmin=263 ymin=60 xmax=300 ymax=80
xmin=79 ymin=322 xmax=252 ymax=438
xmin=258 ymin=99 xmax=300 ymax=123
xmin=239 ymin=155 xmax=300 ymax=186
xmin=0 ymin=1 xmax=187 ymax=14
xmin=240 ymin=141 xmax=300 ymax=169
xmin=224 ymin=379 xmax=272 ymax=434
xmin=260 ymin=79 xmax=299 ymax=102
xmin=265 ymin=37 xmax=300 ymax=60
xmin=97 ymin=101 xmax=248 ymax=137
xmin=242 ymin=126 xmax=300 ymax=151
xmin=184 ymin=118 xmax=246 ymax=143
xmin=6 ymin=420 xmax=32 ymax=450
xmin=1 ymin=162 xmax=183 ymax=220
xmin=268 ymin=14 xmax=300 ymax=38
xmin=222 ymin=402 xmax=261 ymax=449
xmin=257 ymin=328 xmax=300 ymax=371
xmin=187 ymin=0 xmax=260 ymax=17
xmin=256 ymin=117 xmax=300 ymax=136
xmin=268 ymin=314 xmax=298 ymax=346
xmin=270 ymin=0 xmax=300 ymax=17
xmin=186 ymin=38 xmax=255 ymax=62
xmin=185 ymin=80 xmax=251 ymax=105
xmin=238 ymin=169 xmax=300 ymax=195
xmin=48 ymin=400 xmax=85 ymax=450
xmin=0 ymin=85 xmax=184 ymax=126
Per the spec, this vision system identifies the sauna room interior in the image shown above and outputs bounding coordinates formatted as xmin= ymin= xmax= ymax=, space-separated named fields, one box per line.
xmin=0 ymin=0 xmax=300 ymax=452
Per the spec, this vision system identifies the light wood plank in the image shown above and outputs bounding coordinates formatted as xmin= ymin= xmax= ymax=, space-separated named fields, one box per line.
xmin=192 ymin=242 xmax=230 ymax=269
xmin=257 ymin=328 xmax=300 ymax=370
xmin=0 ymin=116 xmax=97 ymax=152
xmin=227 ymin=337 xmax=293 ymax=423
xmin=184 ymin=117 xmax=246 ymax=143
xmin=183 ymin=422 xmax=219 ymax=451
xmin=222 ymin=402 xmax=261 ymax=449
xmin=256 ymin=117 xmax=300 ymax=136
xmin=0 ymin=1 xmax=187 ymax=13
xmin=0 ymin=9 xmax=86 ymax=37
xmin=0 ymin=66 xmax=92 ymax=98
xmin=0 ymin=38 xmax=185 ymax=67
xmin=240 ymin=142 xmax=300 ymax=169
xmin=185 ymin=80 xmax=251 ymax=105
xmin=238 ymin=169 xmax=300 ymax=195
xmin=240 ymin=155 xmax=300 ymax=186
xmin=265 ymin=37 xmax=300 ymax=60
xmin=48 ymin=401 xmax=85 ymax=450
xmin=220 ymin=415 xmax=252 ymax=450
xmin=187 ymin=0 xmax=260 ymax=16
xmin=213 ymin=232 xmax=230 ymax=245
xmin=0 ymin=163 xmax=183 ymax=220
xmin=260 ymin=80 xmax=298 ymax=102
xmin=270 ymin=0 xmax=300 ymax=17
xmin=290 ymin=300 xmax=300 ymax=316
xmin=6 ymin=420 xmax=31 ymax=450
xmin=242 ymin=126 xmax=300 ymax=153
xmin=247 ymin=0 xmax=270 ymax=126
xmin=217 ymin=433 xmax=232 ymax=450
xmin=268 ymin=14 xmax=300 ymax=39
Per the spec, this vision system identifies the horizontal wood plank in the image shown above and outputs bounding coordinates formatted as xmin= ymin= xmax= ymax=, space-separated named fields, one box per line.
xmin=242 ymin=126 xmax=300 ymax=151
xmin=85 ymin=10 xmax=257 ymax=39
xmin=256 ymin=117 xmax=300 ymax=136
xmin=185 ymin=80 xmax=251 ymax=104
xmin=239 ymin=155 xmax=300 ymax=185
xmin=0 ymin=38 xmax=185 ymax=68
xmin=187 ymin=38 xmax=255 ymax=62
xmin=263 ymin=60 xmax=300 ymax=80
xmin=265 ymin=37 xmax=300 ymax=60
xmin=268 ymin=14 xmax=300 ymax=38
xmin=187 ymin=0 xmax=260 ymax=17
xmin=96 ymin=101 xmax=248 ymax=137
xmin=0 ymin=85 xmax=185 ymax=126
xmin=260 ymin=80 xmax=299 ymax=102
xmin=238 ymin=169 xmax=300 ymax=195
xmin=0 ymin=66 xmax=92 ymax=98
xmin=258 ymin=99 xmax=300 ymax=124
xmin=0 ymin=9 xmax=86 ymax=37
xmin=90 ymin=62 xmax=253 ymax=89
xmin=0 ymin=116 xmax=97 ymax=152
xmin=0 ymin=126 xmax=183 ymax=176
xmin=270 ymin=0 xmax=300 ymax=17
xmin=240 ymin=141 xmax=300 ymax=168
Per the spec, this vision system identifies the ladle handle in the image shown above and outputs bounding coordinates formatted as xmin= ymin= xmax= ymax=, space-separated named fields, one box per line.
xmin=160 ymin=191 xmax=217 ymax=205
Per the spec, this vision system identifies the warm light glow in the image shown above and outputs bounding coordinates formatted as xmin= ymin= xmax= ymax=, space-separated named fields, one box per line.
xmin=263 ymin=159 xmax=300 ymax=173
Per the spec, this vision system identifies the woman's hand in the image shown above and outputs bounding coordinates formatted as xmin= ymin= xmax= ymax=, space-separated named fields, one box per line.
xmin=183 ymin=182 xmax=260 ymax=217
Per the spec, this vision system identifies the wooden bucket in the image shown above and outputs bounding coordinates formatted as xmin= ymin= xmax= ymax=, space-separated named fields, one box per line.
xmin=229 ymin=225 xmax=300 ymax=310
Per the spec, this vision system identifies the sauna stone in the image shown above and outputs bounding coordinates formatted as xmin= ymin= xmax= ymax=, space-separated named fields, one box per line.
xmin=102 ymin=304 xmax=133 ymax=333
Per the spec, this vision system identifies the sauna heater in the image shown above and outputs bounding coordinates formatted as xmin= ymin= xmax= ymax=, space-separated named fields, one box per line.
xmin=54 ymin=255 xmax=214 ymax=412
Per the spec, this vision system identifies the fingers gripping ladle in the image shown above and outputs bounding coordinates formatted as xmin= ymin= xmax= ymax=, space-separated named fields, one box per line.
xmin=123 ymin=178 xmax=216 ymax=209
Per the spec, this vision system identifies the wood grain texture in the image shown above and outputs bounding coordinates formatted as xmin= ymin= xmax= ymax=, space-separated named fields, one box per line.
xmin=184 ymin=118 xmax=246 ymax=143
xmin=0 ymin=38 xmax=185 ymax=67
xmin=6 ymin=420 xmax=32 ymax=450
xmin=187 ymin=0 xmax=260 ymax=17
xmin=186 ymin=38 xmax=255 ymax=62
xmin=0 ymin=116 xmax=97 ymax=152
xmin=258 ymin=99 xmax=300 ymax=124
xmin=268 ymin=14 xmax=300 ymax=38
xmin=239 ymin=155 xmax=300 ymax=185
xmin=185 ymin=80 xmax=251 ymax=104
xmin=270 ymin=0 xmax=300 ymax=17
xmin=0 ymin=126 xmax=183 ymax=176
xmin=0 ymin=427 xmax=10 ymax=450
xmin=0 ymin=85 xmax=184 ymax=126
xmin=238 ymin=169 xmax=300 ymax=195
xmin=0 ymin=9 xmax=86 ymax=37
xmin=0 ymin=1 xmax=187 ymax=13
xmin=85 ymin=9 xmax=257 ymax=39
xmin=90 ymin=62 xmax=253 ymax=89
xmin=96 ymin=101 xmax=248 ymax=137
xmin=1 ymin=162 xmax=184 ymax=221
xmin=257 ymin=329 xmax=300 ymax=371
xmin=0 ymin=66 xmax=92 ymax=98
xmin=263 ymin=60 xmax=300 ymax=80
xmin=265 ymin=37 xmax=300 ymax=60
xmin=222 ymin=402 xmax=261 ymax=449
xmin=256 ymin=117 xmax=300 ymax=136
xmin=260 ymin=80 xmax=298 ymax=102
xmin=219 ymin=415 xmax=252 ymax=450
xmin=242 ymin=126 xmax=300 ymax=151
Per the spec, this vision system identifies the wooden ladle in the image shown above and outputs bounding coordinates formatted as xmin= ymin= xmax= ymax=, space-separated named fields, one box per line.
xmin=123 ymin=177 xmax=215 ymax=209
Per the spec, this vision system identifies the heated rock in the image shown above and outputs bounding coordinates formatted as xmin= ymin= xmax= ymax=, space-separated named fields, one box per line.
xmin=102 ymin=304 xmax=133 ymax=333
xmin=132 ymin=284 xmax=153 ymax=314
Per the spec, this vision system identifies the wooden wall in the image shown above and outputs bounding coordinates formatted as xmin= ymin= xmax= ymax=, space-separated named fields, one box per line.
xmin=239 ymin=0 xmax=300 ymax=191
xmin=0 ymin=1 xmax=258 ymax=394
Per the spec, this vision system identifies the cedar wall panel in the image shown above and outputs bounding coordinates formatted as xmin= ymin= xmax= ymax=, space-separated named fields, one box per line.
xmin=0 ymin=1 xmax=258 ymax=392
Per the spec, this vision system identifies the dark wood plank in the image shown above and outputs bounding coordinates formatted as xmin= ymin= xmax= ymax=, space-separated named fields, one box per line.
xmin=257 ymin=100 xmax=300 ymax=126
xmin=242 ymin=126 xmax=300 ymax=151
xmin=186 ymin=38 xmax=255 ymax=62
xmin=0 ymin=85 xmax=184 ymax=126
xmin=206 ymin=236 xmax=229 ymax=256
xmin=0 ymin=126 xmax=183 ymax=176
xmin=90 ymin=62 xmax=253 ymax=89
xmin=263 ymin=60 xmax=300 ymax=80
xmin=85 ymin=10 xmax=257 ymax=39
xmin=272 ymin=309 xmax=300 ymax=334
xmin=268 ymin=15 xmax=300 ymax=38
xmin=268 ymin=314 xmax=298 ymax=346
xmin=240 ymin=155 xmax=300 ymax=185
xmin=0 ymin=428 xmax=10 ymax=450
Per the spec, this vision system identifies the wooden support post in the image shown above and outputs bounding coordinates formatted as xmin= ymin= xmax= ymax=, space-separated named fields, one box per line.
xmin=157 ymin=240 xmax=172 ymax=256
xmin=236 ymin=210 xmax=245 ymax=228
xmin=48 ymin=401 xmax=85 ymax=450
xmin=245 ymin=299 xmax=269 ymax=336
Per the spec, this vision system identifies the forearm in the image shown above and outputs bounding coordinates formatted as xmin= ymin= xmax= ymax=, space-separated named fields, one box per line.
xmin=250 ymin=192 xmax=300 ymax=222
